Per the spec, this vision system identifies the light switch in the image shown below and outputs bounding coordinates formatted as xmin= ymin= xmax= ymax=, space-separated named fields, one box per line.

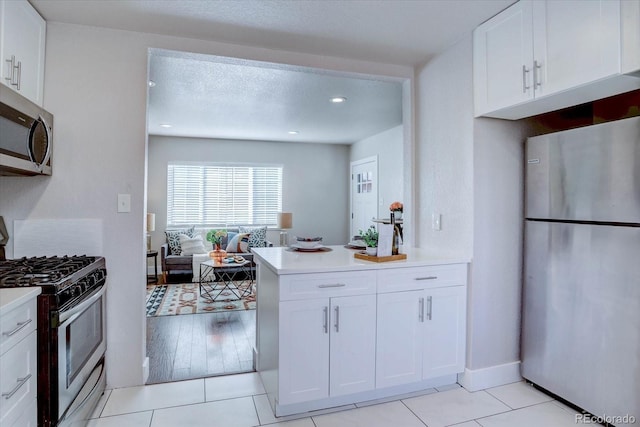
xmin=432 ymin=213 xmax=442 ymax=231
xmin=118 ymin=194 xmax=131 ymax=213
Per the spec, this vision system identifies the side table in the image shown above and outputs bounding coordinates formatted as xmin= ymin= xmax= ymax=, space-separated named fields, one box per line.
xmin=147 ymin=250 xmax=158 ymax=284
xmin=199 ymin=259 xmax=254 ymax=301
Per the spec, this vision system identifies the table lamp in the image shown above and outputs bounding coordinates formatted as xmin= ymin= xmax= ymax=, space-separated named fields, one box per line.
xmin=277 ymin=212 xmax=293 ymax=247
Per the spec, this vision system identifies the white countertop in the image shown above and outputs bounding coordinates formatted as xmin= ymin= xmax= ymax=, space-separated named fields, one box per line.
xmin=251 ymin=245 xmax=469 ymax=275
xmin=0 ymin=287 xmax=41 ymax=315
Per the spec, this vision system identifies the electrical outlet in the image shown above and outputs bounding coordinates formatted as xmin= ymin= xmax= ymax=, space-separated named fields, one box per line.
xmin=432 ymin=213 xmax=442 ymax=231
xmin=118 ymin=194 xmax=131 ymax=213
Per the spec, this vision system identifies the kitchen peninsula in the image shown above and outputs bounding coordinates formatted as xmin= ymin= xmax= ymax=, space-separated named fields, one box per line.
xmin=252 ymin=245 xmax=469 ymax=417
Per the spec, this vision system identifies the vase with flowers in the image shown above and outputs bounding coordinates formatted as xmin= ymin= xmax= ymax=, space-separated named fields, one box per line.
xmin=359 ymin=225 xmax=379 ymax=256
xmin=390 ymin=201 xmax=403 ymax=220
xmin=206 ymin=229 xmax=228 ymax=263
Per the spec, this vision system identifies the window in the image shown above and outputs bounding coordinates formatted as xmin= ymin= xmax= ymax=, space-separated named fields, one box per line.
xmin=167 ymin=162 xmax=282 ymax=228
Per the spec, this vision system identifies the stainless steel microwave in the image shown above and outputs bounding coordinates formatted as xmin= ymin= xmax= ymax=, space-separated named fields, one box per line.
xmin=0 ymin=85 xmax=53 ymax=176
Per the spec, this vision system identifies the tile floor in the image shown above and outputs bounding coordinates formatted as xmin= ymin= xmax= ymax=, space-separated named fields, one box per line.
xmin=89 ymin=374 xmax=584 ymax=427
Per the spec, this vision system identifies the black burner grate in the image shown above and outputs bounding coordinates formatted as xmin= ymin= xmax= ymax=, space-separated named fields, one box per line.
xmin=0 ymin=256 xmax=97 ymax=287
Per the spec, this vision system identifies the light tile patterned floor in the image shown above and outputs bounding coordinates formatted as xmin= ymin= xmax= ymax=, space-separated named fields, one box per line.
xmin=89 ymin=373 xmax=583 ymax=427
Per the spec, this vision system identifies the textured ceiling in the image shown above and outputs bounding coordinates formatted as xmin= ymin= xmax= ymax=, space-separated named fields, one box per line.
xmin=31 ymin=0 xmax=513 ymax=143
xmin=148 ymin=51 xmax=403 ymax=143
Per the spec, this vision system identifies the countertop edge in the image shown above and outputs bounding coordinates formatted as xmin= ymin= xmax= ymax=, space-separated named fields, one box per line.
xmin=0 ymin=287 xmax=42 ymax=315
xmin=252 ymin=246 xmax=470 ymax=275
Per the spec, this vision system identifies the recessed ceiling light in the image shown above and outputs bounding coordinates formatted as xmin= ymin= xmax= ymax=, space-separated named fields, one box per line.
xmin=159 ymin=124 xmax=172 ymax=128
xmin=330 ymin=97 xmax=347 ymax=103
xmin=148 ymin=80 xmax=156 ymax=87
xmin=288 ymin=131 xmax=299 ymax=135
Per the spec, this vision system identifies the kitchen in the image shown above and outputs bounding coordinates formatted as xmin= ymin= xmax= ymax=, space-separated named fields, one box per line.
xmin=1 ymin=0 xmax=639 ymax=426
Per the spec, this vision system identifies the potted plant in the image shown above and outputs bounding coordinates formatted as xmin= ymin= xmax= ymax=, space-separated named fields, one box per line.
xmin=389 ymin=201 xmax=403 ymax=220
xmin=206 ymin=229 xmax=228 ymax=262
xmin=359 ymin=226 xmax=379 ymax=256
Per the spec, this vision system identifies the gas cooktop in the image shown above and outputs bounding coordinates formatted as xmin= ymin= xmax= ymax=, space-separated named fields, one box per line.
xmin=0 ymin=255 xmax=105 ymax=291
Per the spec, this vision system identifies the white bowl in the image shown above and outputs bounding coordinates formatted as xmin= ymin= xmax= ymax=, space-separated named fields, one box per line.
xmin=296 ymin=239 xmax=323 ymax=249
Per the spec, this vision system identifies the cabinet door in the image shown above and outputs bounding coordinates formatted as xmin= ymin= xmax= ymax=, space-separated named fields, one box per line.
xmin=532 ymin=0 xmax=620 ymax=98
xmin=279 ymin=299 xmax=329 ymax=405
xmin=329 ymin=294 xmax=376 ymax=397
xmin=376 ymin=290 xmax=423 ymax=388
xmin=0 ymin=0 xmax=46 ymax=105
xmin=422 ymin=286 xmax=466 ymax=379
xmin=473 ymin=0 xmax=534 ymax=116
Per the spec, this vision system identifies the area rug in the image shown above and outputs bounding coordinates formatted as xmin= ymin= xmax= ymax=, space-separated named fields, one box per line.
xmin=146 ymin=282 xmax=256 ymax=317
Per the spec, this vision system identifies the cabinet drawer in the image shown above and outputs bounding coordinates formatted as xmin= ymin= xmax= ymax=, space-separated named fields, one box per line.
xmin=8 ymin=398 xmax=36 ymax=427
xmin=0 ymin=330 xmax=37 ymax=427
xmin=378 ymin=264 xmax=467 ymax=293
xmin=0 ymin=298 xmax=37 ymax=356
xmin=280 ymin=270 xmax=376 ymax=301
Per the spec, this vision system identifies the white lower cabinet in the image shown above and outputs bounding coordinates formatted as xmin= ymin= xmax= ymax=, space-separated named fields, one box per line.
xmin=376 ymin=290 xmax=423 ymax=388
xmin=377 ymin=286 xmax=466 ymax=388
xmin=279 ymin=294 xmax=376 ymax=405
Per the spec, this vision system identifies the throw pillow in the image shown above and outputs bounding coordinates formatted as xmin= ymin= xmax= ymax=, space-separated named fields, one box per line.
xmin=179 ymin=234 xmax=207 ymax=256
xmin=226 ymin=233 xmax=251 ymax=253
xmin=239 ymin=226 xmax=267 ymax=248
xmin=165 ymin=226 xmax=196 ymax=254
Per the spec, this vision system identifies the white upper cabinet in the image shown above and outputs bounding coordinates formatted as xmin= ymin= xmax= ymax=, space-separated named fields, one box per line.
xmin=0 ymin=0 xmax=46 ymax=106
xmin=473 ymin=1 xmax=534 ymax=115
xmin=474 ymin=0 xmax=640 ymax=119
xmin=532 ymin=0 xmax=619 ymax=97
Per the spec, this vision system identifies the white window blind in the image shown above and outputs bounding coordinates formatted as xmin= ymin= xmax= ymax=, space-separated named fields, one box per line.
xmin=167 ymin=163 xmax=282 ymax=228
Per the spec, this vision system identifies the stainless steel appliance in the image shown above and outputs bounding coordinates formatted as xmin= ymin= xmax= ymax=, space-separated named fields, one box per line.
xmin=523 ymin=116 xmax=640 ymax=421
xmin=0 ymin=256 xmax=107 ymax=427
xmin=0 ymin=85 xmax=52 ymax=176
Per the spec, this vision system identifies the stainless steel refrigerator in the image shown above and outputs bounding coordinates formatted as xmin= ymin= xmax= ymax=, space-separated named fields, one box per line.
xmin=522 ymin=116 xmax=640 ymax=421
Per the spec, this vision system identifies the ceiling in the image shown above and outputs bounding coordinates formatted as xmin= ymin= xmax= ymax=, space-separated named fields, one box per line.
xmin=31 ymin=0 xmax=514 ymax=144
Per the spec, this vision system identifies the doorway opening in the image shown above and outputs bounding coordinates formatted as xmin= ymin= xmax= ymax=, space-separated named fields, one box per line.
xmin=144 ymin=48 xmax=410 ymax=385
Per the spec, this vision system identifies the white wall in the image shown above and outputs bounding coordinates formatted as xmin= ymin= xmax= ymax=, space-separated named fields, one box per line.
xmin=350 ymin=125 xmax=403 ymax=218
xmin=416 ymin=39 xmax=474 ymax=257
xmin=148 ymin=136 xmax=350 ymax=247
xmin=416 ymin=36 xmax=525 ymax=388
xmin=0 ymin=22 xmax=412 ymax=388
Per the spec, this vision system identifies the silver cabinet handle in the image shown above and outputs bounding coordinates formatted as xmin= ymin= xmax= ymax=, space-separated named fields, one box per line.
xmin=1 ymin=319 xmax=32 ymax=337
xmin=2 ymin=374 xmax=32 ymax=400
xmin=533 ymin=60 xmax=542 ymax=89
xmin=318 ymin=283 xmax=346 ymax=288
xmin=14 ymin=60 xmax=21 ymax=90
xmin=426 ymin=296 xmax=433 ymax=321
xmin=323 ymin=307 xmax=328 ymax=333
xmin=334 ymin=306 xmax=340 ymax=332
xmin=5 ymin=55 xmax=14 ymax=83
xmin=419 ymin=297 xmax=425 ymax=322
xmin=522 ymin=65 xmax=530 ymax=93
xmin=415 ymin=276 xmax=437 ymax=281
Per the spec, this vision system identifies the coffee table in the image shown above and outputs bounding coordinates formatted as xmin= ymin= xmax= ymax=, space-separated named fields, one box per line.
xmin=198 ymin=259 xmax=254 ymax=302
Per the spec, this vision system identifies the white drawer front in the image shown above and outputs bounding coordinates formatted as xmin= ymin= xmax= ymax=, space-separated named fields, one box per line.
xmin=0 ymin=299 xmax=37 ymax=356
xmin=0 ymin=331 xmax=37 ymax=427
xmin=378 ymin=264 xmax=467 ymax=293
xmin=8 ymin=398 xmax=36 ymax=427
xmin=280 ymin=271 xmax=376 ymax=301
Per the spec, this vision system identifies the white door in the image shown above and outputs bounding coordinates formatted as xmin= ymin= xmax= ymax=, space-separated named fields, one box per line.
xmin=376 ymin=290 xmax=423 ymax=388
xmin=350 ymin=156 xmax=378 ymax=239
xmin=279 ymin=299 xmax=329 ymax=405
xmin=329 ymin=294 xmax=376 ymax=397
xmin=422 ymin=286 xmax=466 ymax=379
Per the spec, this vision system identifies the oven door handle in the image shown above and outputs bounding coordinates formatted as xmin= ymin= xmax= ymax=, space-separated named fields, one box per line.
xmin=58 ymin=284 xmax=106 ymax=326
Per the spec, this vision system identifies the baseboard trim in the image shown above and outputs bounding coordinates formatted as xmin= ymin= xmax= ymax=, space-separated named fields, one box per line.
xmin=457 ymin=361 xmax=521 ymax=392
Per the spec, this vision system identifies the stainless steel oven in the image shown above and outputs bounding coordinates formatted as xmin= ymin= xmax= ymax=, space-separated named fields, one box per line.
xmin=0 ymin=255 xmax=107 ymax=427
xmin=56 ymin=285 xmax=106 ymax=427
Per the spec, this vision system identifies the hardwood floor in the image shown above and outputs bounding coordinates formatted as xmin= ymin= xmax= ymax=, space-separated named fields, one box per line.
xmin=146 ymin=310 xmax=256 ymax=384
